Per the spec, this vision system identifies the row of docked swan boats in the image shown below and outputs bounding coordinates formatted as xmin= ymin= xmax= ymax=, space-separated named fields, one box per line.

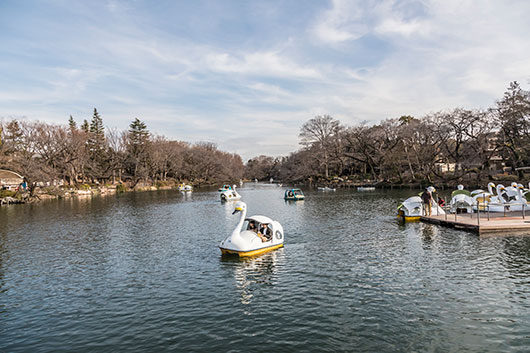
xmin=397 ymin=182 xmax=530 ymax=221
xmin=450 ymin=182 xmax=530 ymax=213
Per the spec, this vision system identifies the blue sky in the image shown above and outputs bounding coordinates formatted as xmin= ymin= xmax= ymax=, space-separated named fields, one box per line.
xmin=1 ymin=0 xmax=530 ymax=160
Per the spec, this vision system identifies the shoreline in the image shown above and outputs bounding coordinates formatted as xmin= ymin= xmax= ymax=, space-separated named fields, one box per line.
xmin=2 ymin=178 xmax=527 ymax=206
xmin=0 ymin=182 xmax=192 ymax=206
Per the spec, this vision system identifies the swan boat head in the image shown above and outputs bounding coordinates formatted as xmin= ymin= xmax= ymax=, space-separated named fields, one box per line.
xmin=495 ymin=184 xmax=508 ymax=203
xmin=487 ymin=182 xmax=496 ymax=195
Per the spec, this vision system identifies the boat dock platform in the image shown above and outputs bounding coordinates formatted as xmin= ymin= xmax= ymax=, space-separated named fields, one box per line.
xmin=421 ymin=211 xmax=530 ymax=235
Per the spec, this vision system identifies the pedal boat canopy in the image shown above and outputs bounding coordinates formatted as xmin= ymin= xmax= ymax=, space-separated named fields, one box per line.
xmin=284 ymin=188 xmax=304 ymax=200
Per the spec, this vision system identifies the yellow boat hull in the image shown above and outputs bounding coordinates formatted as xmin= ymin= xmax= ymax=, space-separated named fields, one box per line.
xmin=397 ymin=212 xmax=421 ymax=222
xmin=397 ymin=215 xmax=421 ymax=222
xmin=402 ymin=216 xmax=421 ymax=222
xmin=220 ymin=243 xmax=284 ymax=257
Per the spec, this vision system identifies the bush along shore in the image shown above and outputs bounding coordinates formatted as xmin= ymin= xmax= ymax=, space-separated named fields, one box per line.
xmin=0 ymin=179 xmax=211 ymax=205
xmin=281 ymin=175 xmax=528 ymax=192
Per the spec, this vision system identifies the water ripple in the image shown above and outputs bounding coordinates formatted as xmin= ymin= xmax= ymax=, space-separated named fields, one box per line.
xmin=0 ymin=188 xmax=529 ymax=352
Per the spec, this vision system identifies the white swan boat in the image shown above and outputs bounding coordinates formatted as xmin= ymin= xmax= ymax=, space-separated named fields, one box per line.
xmin=397 ymin=196 xmax=423 ymax=221
xmin=220 ymin=185 xmax=241 ymax=202
xmin=502 ymin=184 xmax=530 ymax=211
xmin=219 ymin=201 xmax=284 ymax=257
xmin=472 ymin=182 xmax=507 ymax=212
xmin=177 ymin=184 xmax=192 ymax=191
xmin=397 ymin=186 xmax=445 ymax=221
xmin=449 ymin=185 xmax=475 ymax=213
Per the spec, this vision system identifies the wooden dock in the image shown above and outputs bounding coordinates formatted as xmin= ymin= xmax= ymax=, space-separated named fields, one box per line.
xmin=421 ymin=211 xmax=530 ymax=235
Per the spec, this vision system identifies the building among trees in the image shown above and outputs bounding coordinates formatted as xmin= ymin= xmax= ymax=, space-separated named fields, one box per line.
xmin=0 ymin=169 xmax=24 ymax=190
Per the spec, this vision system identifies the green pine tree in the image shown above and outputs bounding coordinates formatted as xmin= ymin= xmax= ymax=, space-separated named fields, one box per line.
xmin=68 ymin=115 xmax=77 ymax=130
xmin=86 ymin=108 xmax=108 ymax=180
xmin=88 ymin=108 xmax=105 ymax=152
xmin=81 ymin=119 xmax=90 ymax=133
xmin=127 ymin=118 xmax=150 ymax=179
xmin=129 ymin=118 xmax=149 ymax=147
xmin=4 ymin=120 xmax=23 ymax=153
xmin=90 ymin=108 xmax=105 ymax=140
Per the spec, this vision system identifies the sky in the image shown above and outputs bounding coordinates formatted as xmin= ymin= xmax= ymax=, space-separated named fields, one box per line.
xmin=1 ymin=0 xmax=530 ymax=161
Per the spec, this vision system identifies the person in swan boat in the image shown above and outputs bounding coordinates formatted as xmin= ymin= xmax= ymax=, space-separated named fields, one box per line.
xmin=258 ymin=224 xmax=271 ymax=242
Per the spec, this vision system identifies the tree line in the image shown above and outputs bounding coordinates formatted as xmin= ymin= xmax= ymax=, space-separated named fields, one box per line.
xmin=0 ymin=109 xmax=244 ymax=193
xmin=2 ymin=81 xmax=528 ymax=192
xmin=245 ymin=81 xmax=530 ymax=185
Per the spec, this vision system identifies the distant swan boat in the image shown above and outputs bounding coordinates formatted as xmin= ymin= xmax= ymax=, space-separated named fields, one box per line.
xmin=220 ymin=185 xmax=241 ymax=202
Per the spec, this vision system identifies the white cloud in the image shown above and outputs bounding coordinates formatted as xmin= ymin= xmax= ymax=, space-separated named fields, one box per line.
xmin=2 ymin=0 xmax=530 ymax=160
xmin=204 ymin=51 xmax=321 ymax=79
xmin=375 ymin=17 xmax=428 ymax=37
xmin=312 ymin=0 xmax=369 ymax=43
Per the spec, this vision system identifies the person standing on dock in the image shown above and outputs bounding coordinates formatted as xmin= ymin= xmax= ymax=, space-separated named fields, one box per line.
xmin=421 ymin=188 xmax=433 ymax=216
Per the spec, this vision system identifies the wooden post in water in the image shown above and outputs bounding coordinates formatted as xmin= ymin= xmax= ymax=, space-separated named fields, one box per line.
xmin=477 ymin=203 xmax=480 ymax=226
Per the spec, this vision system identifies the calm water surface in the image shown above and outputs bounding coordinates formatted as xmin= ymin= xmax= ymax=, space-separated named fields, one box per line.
xmin=1 ymin=185 xmax=529 ymax=352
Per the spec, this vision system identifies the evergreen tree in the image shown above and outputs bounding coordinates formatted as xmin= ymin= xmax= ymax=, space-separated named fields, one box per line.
xmin=86 ymin=108 xmax=108 ymax=180
xmin=68 ymin=115 xmax=77 ymax=130
xmin=128 ymin=118 xmax=149 ymax=149
xmin=126 ymin=118 xmax=150 ymax=181
xmin=3 ymin=120 xmax=24 ymax=154
xmin=89 ymin=108 xmax=105 ymax=146
xmin=81 ymin=119 xmax=90 ymax=133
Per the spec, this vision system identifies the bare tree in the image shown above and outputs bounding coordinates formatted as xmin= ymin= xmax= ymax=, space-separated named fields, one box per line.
xmin=495 ymin=81 xmax=530 ymax=177
xmin=299 ymin=115 xmax=343 ymax=178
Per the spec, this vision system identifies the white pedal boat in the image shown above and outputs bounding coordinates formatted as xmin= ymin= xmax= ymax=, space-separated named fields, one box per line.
xmin=220 ymin=185 xmax=241 ymax=202
xmin=219 ymin=201 xmax=284 ymax=257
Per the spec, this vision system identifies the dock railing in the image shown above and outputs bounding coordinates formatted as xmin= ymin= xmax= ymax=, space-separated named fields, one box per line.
xmin=427 ymin=193 xmax=529 ymax=226
xmin=472 ymin=199 xmax=528 ymax=225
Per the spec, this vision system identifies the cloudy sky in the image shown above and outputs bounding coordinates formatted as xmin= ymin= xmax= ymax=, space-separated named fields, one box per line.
xmin=1 ymin=0 xmax=530 ymax=160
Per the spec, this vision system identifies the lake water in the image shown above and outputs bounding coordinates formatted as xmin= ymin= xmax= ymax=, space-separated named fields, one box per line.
xmin=1 ymin=185 xmax=529 ymax=352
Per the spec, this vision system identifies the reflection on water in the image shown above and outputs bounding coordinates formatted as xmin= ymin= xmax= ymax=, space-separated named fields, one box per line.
xmin=0 ymin=186 xmax=529 ymax=352
xmin=222 ymin=250 xmax=284 ymax=306
xmin=180 ymin=190 xmax=193 ymax=201
xmin=284 ymin=199 xmax=305 ymax=206
xmin=420 ymin=223 xmax=440 ymax=244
